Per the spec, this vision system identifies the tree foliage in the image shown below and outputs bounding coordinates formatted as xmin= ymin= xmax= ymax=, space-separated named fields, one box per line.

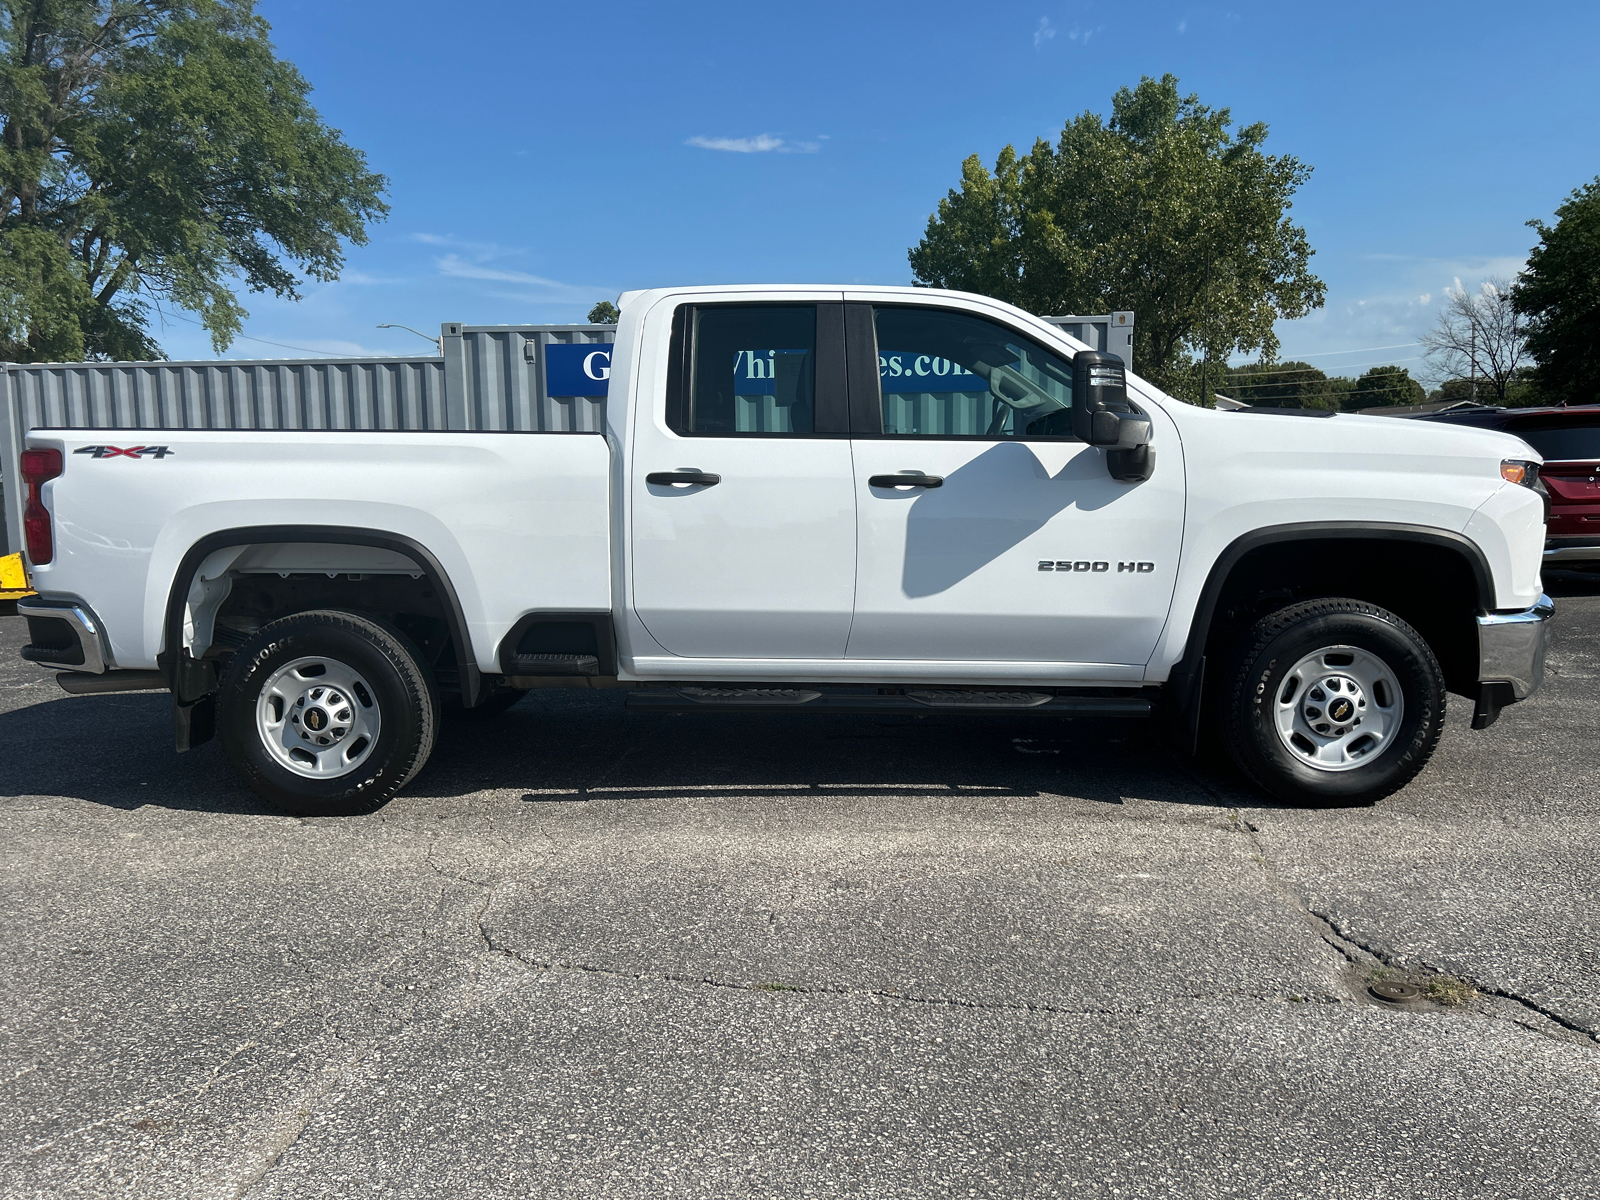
xmin=1350 ymin=364 xmax=1425 ymax=409
xmin=1215 ymin=360 xmax=1422 ymax=411
xmin=1216 ymin=361 xmax=1337 ymax=409
xmin=0 ymin=0 xmax=387 ymax=361
xmin=908 ymin=75 xmax=1325 ymax=397
xmin=1514 ymin=177 xmax=1600 ymax=406
xmin=586 ymin=299 xmax=619 ymax=324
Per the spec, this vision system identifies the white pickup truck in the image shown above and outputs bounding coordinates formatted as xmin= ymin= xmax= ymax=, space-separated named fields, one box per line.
xmin=15 ymin=286 xmax=1552 ymax=814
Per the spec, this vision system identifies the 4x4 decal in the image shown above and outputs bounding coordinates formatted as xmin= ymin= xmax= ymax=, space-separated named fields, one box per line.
xmin=73 ymin=445 xmax=175 ymax=459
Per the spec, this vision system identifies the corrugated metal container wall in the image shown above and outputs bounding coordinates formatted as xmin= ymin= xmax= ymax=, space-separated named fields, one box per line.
xmin=0 ymin=312 xmax=1132 ymax=555
xmin=1043 ymin=312 xmax=1135 ymax=366
xmin=0 ymin=323 xmax=617 ymax=554
xmin=443 ymin=324 xmax=612 ymax=433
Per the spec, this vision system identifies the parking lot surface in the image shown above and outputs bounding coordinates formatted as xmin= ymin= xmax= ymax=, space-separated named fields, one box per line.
xmin=1 ymin=573 xmax=1597 ymax=1199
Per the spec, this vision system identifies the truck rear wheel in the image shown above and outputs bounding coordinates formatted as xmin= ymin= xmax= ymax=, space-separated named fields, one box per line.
xmin=1221 ymin=598 xmax=1445 ymax=805
xmin=218 ymin=610 xmax=439 ymax=816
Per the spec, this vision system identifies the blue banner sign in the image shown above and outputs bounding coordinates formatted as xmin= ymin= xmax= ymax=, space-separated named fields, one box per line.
xmin=879 ymin=351 xmax=987 ymax=392
xmin=545 ymin=343 xmax=614 ymax=397
xmin=733 ymin=348 xmax=809 ymax=395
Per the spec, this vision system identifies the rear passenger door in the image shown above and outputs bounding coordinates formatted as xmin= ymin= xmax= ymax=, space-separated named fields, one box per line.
xmin=629 ymin=299 xmax=859 ymax=659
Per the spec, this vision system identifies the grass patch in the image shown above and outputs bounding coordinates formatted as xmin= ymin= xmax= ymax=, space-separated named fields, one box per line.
xmin=755 ymin=981 xmax=802 ymax=993
xmin=1425 ymin=976 xmax=1476 ymax=1007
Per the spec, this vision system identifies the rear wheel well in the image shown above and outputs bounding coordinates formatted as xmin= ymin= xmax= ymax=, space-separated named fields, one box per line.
xmin=1200 ymin=538 xmax=1482 ymax=697
xmin=163 ymin=531 xmax=481 ymax=708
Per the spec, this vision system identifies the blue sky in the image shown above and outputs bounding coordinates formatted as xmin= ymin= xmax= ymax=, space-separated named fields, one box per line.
xmin=157 ymin=0 xmax=1600 ymax=382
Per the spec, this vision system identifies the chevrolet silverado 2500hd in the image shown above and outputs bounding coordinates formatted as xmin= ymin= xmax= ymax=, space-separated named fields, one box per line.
xmin=16 ymin=286 xmax=1553 ymax=813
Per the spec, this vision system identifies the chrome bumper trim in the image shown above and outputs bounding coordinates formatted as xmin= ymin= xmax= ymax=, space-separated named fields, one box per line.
xmin=1543 ymin=545 xmax=1600 ymax=563
xmin=1476 ymin=593 xmax=1554 ymax=700
xmin=17 ymin=596 xmax=111 ymax=674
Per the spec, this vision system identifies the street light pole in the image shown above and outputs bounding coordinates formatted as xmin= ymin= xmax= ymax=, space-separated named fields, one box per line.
xmin=378 ymin=323 xmax=443 ymax=355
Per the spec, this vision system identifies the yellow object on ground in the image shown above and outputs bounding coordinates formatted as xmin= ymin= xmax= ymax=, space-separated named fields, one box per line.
xmin=0 ymin=552 xmax=34 ymax=599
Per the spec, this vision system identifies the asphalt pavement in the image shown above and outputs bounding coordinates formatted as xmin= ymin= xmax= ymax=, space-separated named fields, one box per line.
xmin=1 ymin=573 xmax=1597 ymax=1199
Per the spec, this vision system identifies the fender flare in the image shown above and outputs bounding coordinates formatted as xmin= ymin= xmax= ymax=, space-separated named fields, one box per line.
xmin=157 ymin=524 xmax=482 ymax=708
xmin=1167 ymin=521 xmax=1495 ymax=742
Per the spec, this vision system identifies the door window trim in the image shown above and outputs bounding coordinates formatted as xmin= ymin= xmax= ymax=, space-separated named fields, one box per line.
xmin=847 ymin=301 xmax=1086 ymax=442
xmin=665 ymin=301 xmax=850 ymax=439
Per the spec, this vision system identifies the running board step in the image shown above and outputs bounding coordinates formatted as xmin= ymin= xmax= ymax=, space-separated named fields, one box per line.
xmin=507 ymin=653 xmax=599 ymax=677
xmin=625 ymin=688 xmax=1152 ymax=716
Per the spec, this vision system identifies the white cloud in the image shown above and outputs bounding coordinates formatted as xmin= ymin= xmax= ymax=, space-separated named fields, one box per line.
xmin=1177 ymin=19 xmax=1188 ymax=33
xmin=686 ymin=134 xmax=785 ymax=153
xmin=338 ymin=271 xmax=406 ymax=286
xmin=406 ymin=232 xmax=512 ymax=259
xmin=1268 ymin=253 xmax=1529 ymax=376
xmin=434 ymin=255 xmax=600 ymax=302
xmin=1066 ymin=24 xmax=1099 ymax=44
xmin=1034 ymin=17 xmax=1056 ymax=47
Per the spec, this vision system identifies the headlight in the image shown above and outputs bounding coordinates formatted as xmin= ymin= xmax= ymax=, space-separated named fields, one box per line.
xmin=1501 ymin=459 xmax=1540 ymax=487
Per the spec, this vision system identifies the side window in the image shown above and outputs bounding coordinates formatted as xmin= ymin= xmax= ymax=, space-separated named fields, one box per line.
xmin=683 ymin=304 xmax=817 ymax=435
xmin=872 ymin=306 xmax=1075 ymax=439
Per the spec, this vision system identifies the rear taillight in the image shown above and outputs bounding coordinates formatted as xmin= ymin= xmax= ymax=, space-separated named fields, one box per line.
xmin=19 ymin=447 xmax=62 ymax=565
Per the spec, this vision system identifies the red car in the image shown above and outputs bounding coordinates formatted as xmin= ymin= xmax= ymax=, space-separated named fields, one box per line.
xmin=1414 ymin=405 xmax=1600 ymax=566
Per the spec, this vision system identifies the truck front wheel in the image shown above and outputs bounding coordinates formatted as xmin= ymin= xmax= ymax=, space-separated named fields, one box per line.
xmin=218 ymin=610 xmax=439 ymax=816
xmin=1221 ymin=598 xmax=1445 ymax=805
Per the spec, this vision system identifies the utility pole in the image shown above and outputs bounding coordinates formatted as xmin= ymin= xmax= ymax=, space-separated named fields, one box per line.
xmin=1469 ymin=325 xmax=1477 ymax=402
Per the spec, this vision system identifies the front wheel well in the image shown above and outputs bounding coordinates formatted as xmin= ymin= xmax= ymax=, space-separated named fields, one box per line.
xmin=1198 ymin=537 xmax=1483 ymax=696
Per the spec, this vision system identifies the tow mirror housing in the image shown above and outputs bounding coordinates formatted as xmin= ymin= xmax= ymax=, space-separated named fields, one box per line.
xmin=1072 ymin=351 xmax=1153 ymax=481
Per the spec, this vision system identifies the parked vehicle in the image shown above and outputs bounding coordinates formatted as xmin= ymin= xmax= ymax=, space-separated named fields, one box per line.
xmin=1408 ymin=405 xmax=1600 ymax=567
xmin=15 ymin=286 xmax=1552 ymax=813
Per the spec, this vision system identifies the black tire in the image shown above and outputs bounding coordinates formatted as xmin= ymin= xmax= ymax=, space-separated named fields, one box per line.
xmin=218 ymin=610 xmax=439 ymax=816
xmin=1221 ymin=598 xmax=1445 ymax=805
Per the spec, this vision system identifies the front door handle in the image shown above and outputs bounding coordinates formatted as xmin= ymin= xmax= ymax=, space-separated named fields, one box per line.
xmin=868 ymin=473 xmax=944 ymax=489
xmin=646 ymin=470 xmax=721 ymax=487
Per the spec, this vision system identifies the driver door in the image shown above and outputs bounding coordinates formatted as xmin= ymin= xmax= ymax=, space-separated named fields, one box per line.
xmin=844 ymin=300 xmax=1184 ymax=668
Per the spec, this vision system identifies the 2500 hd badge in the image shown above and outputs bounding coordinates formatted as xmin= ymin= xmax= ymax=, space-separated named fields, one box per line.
xmin=1039 ymin=560 xmax=1156 ymax=573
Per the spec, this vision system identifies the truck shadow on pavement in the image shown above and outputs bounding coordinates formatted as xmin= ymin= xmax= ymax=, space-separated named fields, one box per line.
xmin=0 ymin=683 xmax=1319 ymax=816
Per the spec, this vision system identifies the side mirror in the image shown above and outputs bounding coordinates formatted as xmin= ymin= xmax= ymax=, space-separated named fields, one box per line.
xmin=1072 ymin=351 xmax=1154 ymax=481
xmin=1072 ymin=351 xmax=1134 ymax=444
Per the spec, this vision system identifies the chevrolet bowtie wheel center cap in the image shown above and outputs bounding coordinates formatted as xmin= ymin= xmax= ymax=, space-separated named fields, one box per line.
xmin=1302 ymin=675 xmax=1366 ymax=738
xmin=292 ymin=687 xmax=352 ymax=746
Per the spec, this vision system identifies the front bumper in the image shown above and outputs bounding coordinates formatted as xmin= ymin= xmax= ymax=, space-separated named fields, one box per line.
xmin=1476 ymin=593 xmax=1554 ymax=700
xmin=17 ymin=596 xmax=111 ymax=674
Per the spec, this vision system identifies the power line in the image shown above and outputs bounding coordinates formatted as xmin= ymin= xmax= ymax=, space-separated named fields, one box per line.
xmin=154 ymin=308 xmax=382 ymax=359
xmin=1278 ymin=341 xmax=1422 ymax=359
xmin=1217 ymin=356 xmax=1424 ymax=384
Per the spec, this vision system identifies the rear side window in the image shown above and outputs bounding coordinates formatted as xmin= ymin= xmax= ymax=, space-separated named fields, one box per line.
xmin=685 ymin=305 xmax=817 ymax=435
xmin=871 ymin=306 xmax=1076 ymax=439
xmin=1509 ymin=423 xmax=1600 ymax=461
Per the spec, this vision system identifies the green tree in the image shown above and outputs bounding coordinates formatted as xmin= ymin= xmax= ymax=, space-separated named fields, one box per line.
xmin=1514 ymin=177 xmax=1600 ymax=406
xmin=0 ymin=1 xmax=387 ymax=362
xmin=586 ymin=300 xmax=619 ymax=324
xmin=908 ymin=74 xmax=1325 ymax=398
xmin=1218 ymin=361 xmax=1337 ymax=409
xmin=1350 ymin=365 xmax=1426 ymax=409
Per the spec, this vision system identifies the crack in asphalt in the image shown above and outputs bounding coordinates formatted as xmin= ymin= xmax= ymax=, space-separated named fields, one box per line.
xmin=474 ymin=937 xmax=1349 ymax=1018
xmin=1231 ymin=812 xmax=1599 ymax=1050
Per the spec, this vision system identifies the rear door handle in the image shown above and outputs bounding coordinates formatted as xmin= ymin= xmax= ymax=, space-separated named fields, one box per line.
xmin=646 ymin=470 xmax=721 ymax=487
xmin=868 ymin=473 xmax=944 ymax=489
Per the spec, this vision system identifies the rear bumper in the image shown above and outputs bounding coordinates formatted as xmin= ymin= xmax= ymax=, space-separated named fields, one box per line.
xmin=17 ymin=596 xmax=110 ymax=674
xmin=1544 ymin=537 xmax=1600 ymax=564
xmin=1476 ymin=593 xmax=1554 ymax=701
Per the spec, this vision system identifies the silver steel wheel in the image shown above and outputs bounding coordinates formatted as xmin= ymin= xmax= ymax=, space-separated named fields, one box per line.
xmin=1272 ymin=644 xmax=1403 ymax=773
xmin=255 ymin=655 xmax=382 ymax=779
